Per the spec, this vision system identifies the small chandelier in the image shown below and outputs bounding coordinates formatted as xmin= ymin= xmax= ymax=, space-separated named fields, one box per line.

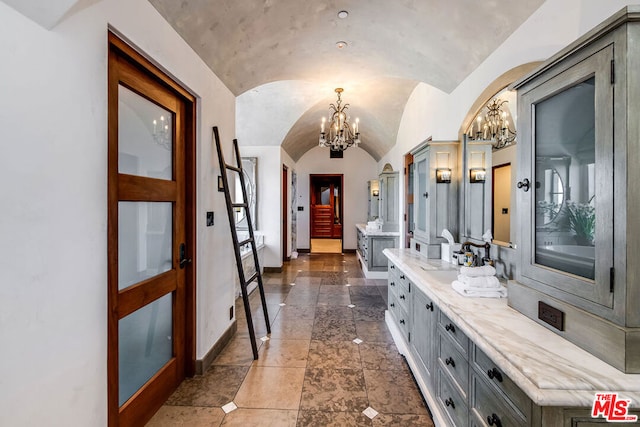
xmin=319 ymin=88 xmax=361 ymax=151
xmin=152 ymin=115 xmax=171 ymax=151
xmin=466 ymin=98 xmax=516 ymax=150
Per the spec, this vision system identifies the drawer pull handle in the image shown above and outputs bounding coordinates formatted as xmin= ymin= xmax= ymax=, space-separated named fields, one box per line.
xmin=445 ymin=357 xmax=455 ymax=367
xmin=487 ymin=413 xmax=502 ymax=427
xmin=400 ymin=274 xmax=406 ymax=279
xmin=390 ymin=265 xmax=395 ymax=269
xmin=400 ymin=319 xmax=405 ymax=325
xmin=390 ymin=303 xmax=395 ymax=308
xmin=444 ymin=397 xmax=455 ymax=409
xmin=390 ymin=282 xmax=395 ymax=287
xmin=400 ymin=294 xmax=406 ymax=300
xmin=426 ymin=302 xmax=434 ymax=311
xmin=487 ymin=367 xmax=503 ymax=382
xmin=445 ymin=323 xmax=456 ymax=333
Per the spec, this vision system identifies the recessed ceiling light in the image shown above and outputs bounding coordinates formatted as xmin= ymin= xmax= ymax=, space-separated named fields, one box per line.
xmin=336 ymin=41 xmax=348 ymax=49
xmin=338 ymin=10 xmax=349 ymax=19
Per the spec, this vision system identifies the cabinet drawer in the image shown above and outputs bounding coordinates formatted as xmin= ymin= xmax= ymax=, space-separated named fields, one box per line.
xmin=439 ymin=311 xmax=469 ymax=355
xmin=396 ymin=279 xmax=410 ymax=313
xmin=471 ymin=372 xmax=527 ymax=427
xmin=437 ymin=368 xmax=469 ymax=427
xmin=388 ymin=275 xmax=399 ymax=298
xmin=472 ymin=344 xmax=531 ymax=419
xmin=389 ymin=294 xmax=410 ymax=341
xmin=438 ymin=332 xmax=469 ymax=394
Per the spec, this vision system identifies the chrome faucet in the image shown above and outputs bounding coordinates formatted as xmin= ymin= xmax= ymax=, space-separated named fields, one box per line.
xmin=461 ymin=241 xmax=494 ymax=267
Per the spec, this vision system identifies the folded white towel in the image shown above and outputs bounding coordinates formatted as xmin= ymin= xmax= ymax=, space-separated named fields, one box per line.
xmin=457 ymin=274 xmax=501 ymax=289
xmin=460 ymin=265 xmax=496 ymax=277
xmin=452 ymin=280 xmax=507 ymax=298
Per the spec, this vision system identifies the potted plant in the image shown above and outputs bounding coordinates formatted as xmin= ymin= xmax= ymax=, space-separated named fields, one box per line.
xmin=565 ymin=201 xmax=595 ymax=246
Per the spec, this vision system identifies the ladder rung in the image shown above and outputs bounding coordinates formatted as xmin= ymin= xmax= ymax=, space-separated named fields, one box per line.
xmin=225 ymin=164 xmax=242 ymax=172
xmin=238 ymin=237 xmax=254 ymax=247
xmin=232 ymin=203 xmax=248 ymax=209
xmin=246 ymin=272 xmax=259 ymax=285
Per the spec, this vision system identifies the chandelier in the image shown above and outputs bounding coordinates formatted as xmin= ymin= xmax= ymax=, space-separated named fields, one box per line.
xmin=466 ymin=98 xmax=516 ymax=150
xmin=152 ymin=115 xmax=171 ymax=151
xmin=319 ymin=88 xmax=361 ymax=151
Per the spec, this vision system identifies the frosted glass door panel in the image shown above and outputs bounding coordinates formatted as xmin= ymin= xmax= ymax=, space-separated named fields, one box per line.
xmin=534 ymin=78 xmax=595 ymax=279
xmin=118 ymin=85 xmax=173 ymax=180
xmin=118 ymin=202 xmax=173 ymax=290
xmin=118 ymin=293 xmax=173 ymax=406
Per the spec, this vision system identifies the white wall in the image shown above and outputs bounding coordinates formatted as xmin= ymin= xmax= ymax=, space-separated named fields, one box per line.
xmin=0 ymin=0 xmax=237 ymax=425
xmin=296 ymin=146 xmax=378 ymax=250
xmin=382 ymin=0 xmax=638 ymax=247
xmin=240 ymin=146 xmax=284 ymax=267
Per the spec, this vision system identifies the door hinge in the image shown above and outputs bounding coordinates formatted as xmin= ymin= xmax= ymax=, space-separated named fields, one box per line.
xmin=408 ymin=332 xmax=411 ymax=342
xmin=610 ymin=267 xmax=615 ymax=293
xmin=611 ymin=59 xmax=615 ymax=84
xmin=404 ymin=213 xmax=407 ymax=221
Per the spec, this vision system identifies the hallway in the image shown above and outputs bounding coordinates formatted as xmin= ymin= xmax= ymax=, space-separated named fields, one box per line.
xmin=147 ymin=253 xmax=433 ymax=426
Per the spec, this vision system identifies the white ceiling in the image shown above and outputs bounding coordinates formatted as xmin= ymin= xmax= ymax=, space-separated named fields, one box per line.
xmin=148 ymin=0 xmax=546 ymax=160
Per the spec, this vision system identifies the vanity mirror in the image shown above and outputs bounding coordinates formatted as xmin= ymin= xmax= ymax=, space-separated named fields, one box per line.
xmin=460 ymin=88 xmax=518 ymax=247
xmin=234 ymin=157 xmax=257 ymax=230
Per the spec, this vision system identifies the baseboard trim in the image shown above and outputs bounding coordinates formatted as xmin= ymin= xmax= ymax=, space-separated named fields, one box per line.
xmin=264 ymin=266 xmax=282 ymax=273
xmin=342 ymin=248 xmax=356 ymax=253
xmin=195 ymin=321 xmax=236 ymax=375
xmin=297 ymin=248 xmax=311 ymax=253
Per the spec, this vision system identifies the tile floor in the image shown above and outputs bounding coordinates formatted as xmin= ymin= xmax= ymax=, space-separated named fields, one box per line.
xmin=147 ymin=252 xmax=434 ymax=426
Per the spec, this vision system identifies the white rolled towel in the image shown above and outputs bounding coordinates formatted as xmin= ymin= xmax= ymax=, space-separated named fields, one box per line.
xmin=460 ymin=265 xmax=496 ymax=277
xmin=452 ymin=280 xmax=507 ymax=298
xmin=457 ymin=274 xmax=500 ymax=289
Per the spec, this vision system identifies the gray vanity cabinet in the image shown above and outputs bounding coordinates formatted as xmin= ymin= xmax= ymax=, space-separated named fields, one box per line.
xmin=411 ymin=288 xmax=437 ymax=388
xmin=378 ymin=171 xmax=399 ymax=231
xmin=412 ymin=142 xmax=458 ymax=258
xmin=511 ymin=6 xmax=640 ymax=373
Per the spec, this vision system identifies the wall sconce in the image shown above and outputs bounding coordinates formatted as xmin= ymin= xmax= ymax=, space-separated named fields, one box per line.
xmin=470 ymin=168 xmax=486 ymax=183
xmin=372 ymin=189 xmax=379 ymax=197
xmin=436 ymin=168 xmax=452 ymax=184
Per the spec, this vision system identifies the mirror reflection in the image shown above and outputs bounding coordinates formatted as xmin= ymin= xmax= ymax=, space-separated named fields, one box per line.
xmin=534 ymin=77 xmax=595 ymax=279
xmin=235 ymin=157 xmax=257 ymax=230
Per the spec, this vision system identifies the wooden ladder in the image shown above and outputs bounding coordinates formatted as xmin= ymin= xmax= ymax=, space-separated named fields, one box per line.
xmin=213 ymin=126 xmax=270 ymax=359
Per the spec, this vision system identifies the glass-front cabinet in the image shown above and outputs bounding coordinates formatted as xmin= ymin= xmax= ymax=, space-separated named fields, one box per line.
xmin=512 ymin=6 xmax=640 ymax=373
xmin=411 ymin=141 xmax=458 ymax=258
xmin=518 ymin=46 xmax=614 ymax=309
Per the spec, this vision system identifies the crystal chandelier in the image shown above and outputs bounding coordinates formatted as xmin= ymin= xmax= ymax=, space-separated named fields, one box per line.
xmin=319 ymin=88 xmax=361 ymax=151
xmin=152 ymin=115 xmax=171 ymax=151
xmin=466 ymin=98 xmax=516 ymax=150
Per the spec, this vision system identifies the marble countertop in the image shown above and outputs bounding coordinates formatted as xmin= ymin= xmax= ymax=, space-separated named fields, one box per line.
xmin=355 ymin=223 xmax=400 ymax=236
xmin=383 ymin=248 xmax=640 ymax=408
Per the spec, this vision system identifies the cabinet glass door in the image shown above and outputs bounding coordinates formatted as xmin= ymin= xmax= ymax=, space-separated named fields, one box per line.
xmin=413 ymin=150 xmax=429 ymax=240
xmin=519 ymin=46 xmax=614 ymax=308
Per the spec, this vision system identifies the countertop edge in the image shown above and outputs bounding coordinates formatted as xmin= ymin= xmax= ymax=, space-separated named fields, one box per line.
xmin=383 ymin=247 xmax=640 ymax=408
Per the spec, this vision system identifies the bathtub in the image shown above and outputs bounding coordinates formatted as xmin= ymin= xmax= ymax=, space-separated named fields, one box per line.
xmin=536 ymin=244 xmax=595 ymax=279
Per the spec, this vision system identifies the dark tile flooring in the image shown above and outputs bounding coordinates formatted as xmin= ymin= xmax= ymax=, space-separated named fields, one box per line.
xmin=147 ymin=252 xmax=434 ymax=426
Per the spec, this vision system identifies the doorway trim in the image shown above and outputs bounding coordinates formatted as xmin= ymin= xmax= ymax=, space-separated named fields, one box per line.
xmin=282 ymin=165 xmax=289 ymax=262
xmin=309 ymin=174 xmax=344 ymax=252
xmin=107 ymin=32 xmax=197 ymax=426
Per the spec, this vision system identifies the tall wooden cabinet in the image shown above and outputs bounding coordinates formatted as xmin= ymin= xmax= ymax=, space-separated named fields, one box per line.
xmin=411 ymin=141 xmax=458 ymax=258
xmin=511 ymin=6 xmax=640 ymax=373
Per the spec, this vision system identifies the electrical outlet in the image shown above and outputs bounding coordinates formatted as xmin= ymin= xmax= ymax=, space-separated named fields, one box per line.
xmin=206 ymin=211 xmax=214 ymax=226
xmin=538 ymin=301 xmax=564 ymax=331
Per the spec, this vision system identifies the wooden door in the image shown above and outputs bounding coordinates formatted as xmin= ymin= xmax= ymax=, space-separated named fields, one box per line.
xmin=108 ymin=34 xmax=196 ymax=427
xmin=310 ymin=175 xmax=343 ymax=239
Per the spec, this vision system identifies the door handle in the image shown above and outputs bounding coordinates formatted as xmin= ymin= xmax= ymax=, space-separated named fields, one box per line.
xmin=517 ymin=178 xmax=530 ymax=192
xmin=179 ymin=243 xmax=192 ymax=269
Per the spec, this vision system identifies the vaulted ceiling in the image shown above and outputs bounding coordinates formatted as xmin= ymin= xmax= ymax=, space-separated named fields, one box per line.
xmin=149 ymin=0 xmax=546 ymax=160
